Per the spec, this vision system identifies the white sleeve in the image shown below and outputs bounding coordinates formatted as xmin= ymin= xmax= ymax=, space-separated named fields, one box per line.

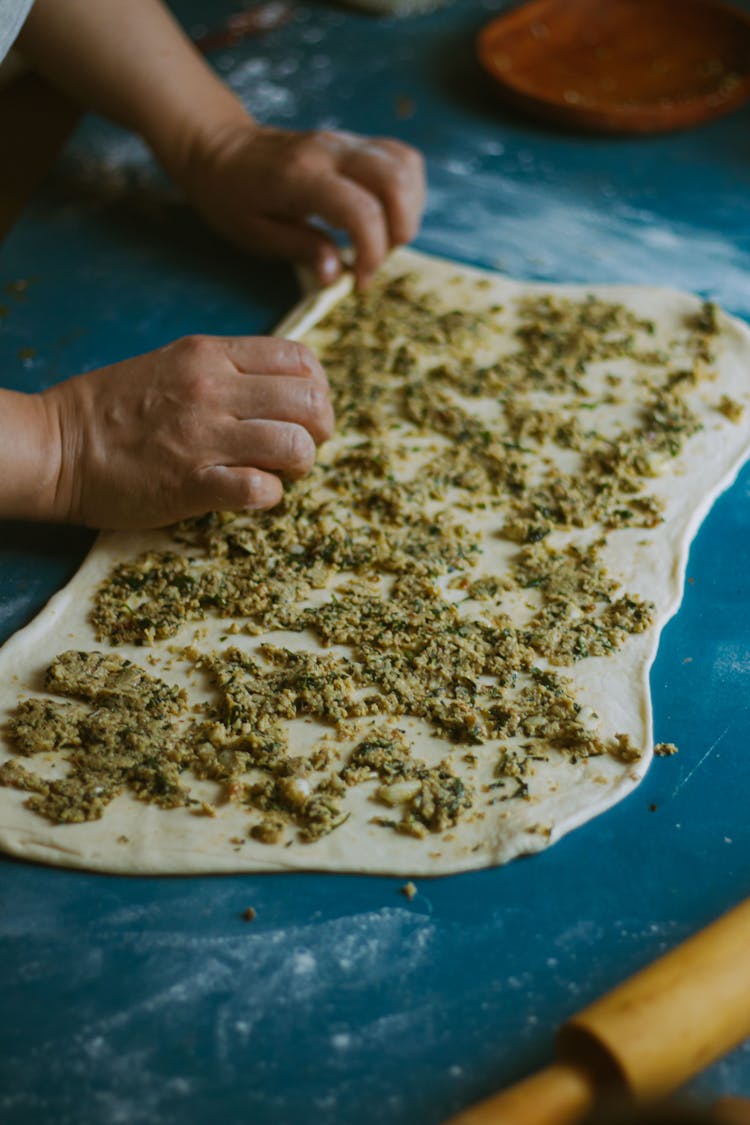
xmin=0 ymin=0 xmax=34 ymax=65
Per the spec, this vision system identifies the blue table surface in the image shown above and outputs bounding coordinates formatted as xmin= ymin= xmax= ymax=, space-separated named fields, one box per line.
xmin=3 ymin=3 xmax=750 ymax=1122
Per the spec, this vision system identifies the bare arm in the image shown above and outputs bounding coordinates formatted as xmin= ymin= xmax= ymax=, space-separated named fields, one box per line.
xmin=5 ymin=0 xmax=425 ymax=528
xmin=17 ymin=0 xmax=246 ymax=182
xmin=0 ymin=389 xmax=61 ymax=521
xmin=0 ymin=337 xmax=333 ymax=529
xmin=18 ymin=0 xmax=426 ymax=285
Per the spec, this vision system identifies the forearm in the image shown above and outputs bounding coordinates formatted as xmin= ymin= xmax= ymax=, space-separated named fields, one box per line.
xmin=0 ymin=390 xmax=62 ymax=522
xmin=17 ymin=0 xmax=426 ymax=290
xmin=17 ymin=0 xmax=250 ymax=180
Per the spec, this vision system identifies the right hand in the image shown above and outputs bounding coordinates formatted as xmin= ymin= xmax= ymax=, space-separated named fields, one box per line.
xmin=180 ymin=124 xmax=427 ymax=289
xmin=42 ymin=335 xmax=333 ymax=529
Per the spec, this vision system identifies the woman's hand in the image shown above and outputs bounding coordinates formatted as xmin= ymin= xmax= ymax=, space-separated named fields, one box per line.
xmin=37 ymin=335 xmax=333 ymax=529
xmin=19 ymin=0 xmax=426 ymax=286
xmin=180 ymin=124 xmax=426 ymax=287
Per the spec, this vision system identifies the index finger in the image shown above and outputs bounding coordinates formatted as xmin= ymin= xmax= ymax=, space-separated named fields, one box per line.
xmin=300 ymin=173 xmax=389 ymax=287
xmin=342 ymin=138 xmax=426 ymax=248
xmin=221 ymin=337 xmax=326 ymax=383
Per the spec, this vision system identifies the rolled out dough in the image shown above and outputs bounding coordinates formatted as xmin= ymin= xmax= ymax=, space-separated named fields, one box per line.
xmin=1 ymin=247 xmax=750 ymax=875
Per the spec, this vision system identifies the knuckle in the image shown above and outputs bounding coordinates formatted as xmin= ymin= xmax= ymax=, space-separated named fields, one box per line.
xmin=274 ymin=338 xmax=319 ymax=378
xmin=291 ymin=340 xmax=319 ymax=376
xmin=290 ymin=133 xmax=324 ymax=173
xmin=306 ymin=381 xmax=328 ymax=414
xmin=286 ymin=423 xmax=316 ymax=471
xmin=303 ymin=381 xmax=331 ymax=426
xmin=357 ymin=193 xmax=384 ymax=224
xmin=378 ymin=137 xmax=408 ymax=158
xmin=393 ymin=159 xmax=418 ymax=189
xmin=378 ymin=138 xmax=423 ymax=170
xmin=387 ymin=159 xmax=408 ymax=187
xmin=287 ymin=152 xmax=310 ymax=179
xmin=178 ymin=334 xmax=217 ymax=364
xmin=404 ymin=145 xmax=425 ymax=173
xmin=314 ymin=129 xmax=341 ymax=153
xmin=392 ymin=155 xmax=425 ymax=196
xmin=239 ymin=470 xmax=271 ymax=509
xmin=176 ymin=336 xmax=219 ymax=401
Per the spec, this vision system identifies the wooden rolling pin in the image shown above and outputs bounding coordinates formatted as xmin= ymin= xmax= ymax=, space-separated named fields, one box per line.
xmin=445 ymin=897 xmax=750 ymax=1125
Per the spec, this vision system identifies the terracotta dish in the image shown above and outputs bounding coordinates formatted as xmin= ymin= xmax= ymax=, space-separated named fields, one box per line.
xmin=477 ymin=0 xmax=750 ymax=133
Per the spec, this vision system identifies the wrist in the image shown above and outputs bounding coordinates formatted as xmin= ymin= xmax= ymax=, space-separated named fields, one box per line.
xmin=0 ymin=390 xmax=65 ymax=523
xmin=146 ymin=88 xmax=253 ymax=188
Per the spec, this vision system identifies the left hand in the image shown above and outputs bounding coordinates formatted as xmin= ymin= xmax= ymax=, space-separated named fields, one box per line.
xmin=18 ymin=0 xmax=425 ymax=287
xmin=179 ymin=123 xmax=426 ymax=287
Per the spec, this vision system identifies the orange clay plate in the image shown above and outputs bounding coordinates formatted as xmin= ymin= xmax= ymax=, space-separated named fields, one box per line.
xmin=477 ymin=0 xmax=750 ymax=134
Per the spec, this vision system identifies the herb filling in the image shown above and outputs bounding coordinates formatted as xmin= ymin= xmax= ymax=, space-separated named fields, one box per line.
xmin=3 ymin=276 xmax=722 ymax=843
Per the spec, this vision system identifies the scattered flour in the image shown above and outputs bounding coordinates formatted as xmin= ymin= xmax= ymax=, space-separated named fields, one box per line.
xmin=424 ymin=154 xmax=750 ymax=316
